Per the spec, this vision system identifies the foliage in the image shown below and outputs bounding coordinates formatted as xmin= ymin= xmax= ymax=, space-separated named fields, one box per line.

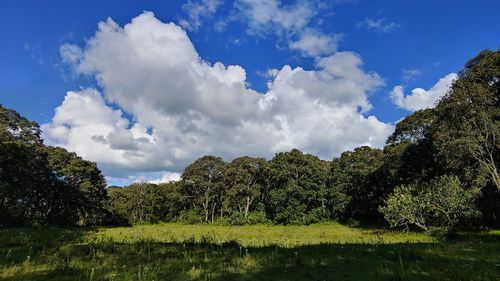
xmin=267 ymin=149 xmax=330 ymax=224
xmin=1 ymin=49 xmax=499 ymax=229
xmin=224 ymin=157 xmax=269 ymax=220
xmin=44 ymin=146 xmax=108 ymax=225
xmin=180 ymin=155 xmax=227 ymax=223
xmin=380 ymin=176 xmax=480 ymax=232
xmin=107 ymin=182 xmax=180 ymax=224
xmin=330 ymin=146 xmax=385 ymax=221
xmin=0 ymin=104 xmax=108 ymax=226
xmin=432 ymin=50 xmax=499 ymax=190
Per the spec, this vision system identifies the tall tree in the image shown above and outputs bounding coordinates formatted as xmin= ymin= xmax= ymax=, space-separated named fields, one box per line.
xmin=268 ymin=149 xmax=329 ymax=224
xmin=432 ymin=49 xmax=499 ymax=190
xmin=181 ymin=155 xmax=226 ymax=223
xmin=331 ymin=146 xmax=385 ymax=221
xmin=380 ymin=108 xmax=439 ymax=190
xmin=0 ymin=104 xmax=109 ymax=226
xmin=45 ymin=146 xmax=108 ymax=225
xmin=0 ymin=105 xmax=56 ymax=225
xmin=224 ymin=156 xmax=269 ymax=219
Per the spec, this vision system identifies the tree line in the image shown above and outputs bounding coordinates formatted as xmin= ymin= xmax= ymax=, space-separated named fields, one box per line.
xmin=1 ymin=49 xmax=498 ymax=233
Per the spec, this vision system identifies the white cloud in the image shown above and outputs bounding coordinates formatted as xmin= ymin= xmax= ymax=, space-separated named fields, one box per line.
xmin=390 ymin=73 xmax=457 ymax=111
xmin=358 ymin=18 xmax=400 ymax=34
xmin=234 ymin=0 xmax=316 ymax=36
xmin=402 ymin=68 xmax=421 ymax=82
xmin=149 ymin=172 xmax=182 ymax=184
xmin=44 ymin=12 xmax=393 ymax=182
xmin=289 ymin=29 xmax=341 ymax=57
xmin=60 ymin=43 xmax=82 ymax=64
xmin=179 ymin=0 xmax=222 ymax=31
xmin=234 ymin=0 xmax=340 ymax=57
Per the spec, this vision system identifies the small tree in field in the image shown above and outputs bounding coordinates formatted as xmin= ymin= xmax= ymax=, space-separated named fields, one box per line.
xmin=380 ymin=175 xmax=480 ymax=233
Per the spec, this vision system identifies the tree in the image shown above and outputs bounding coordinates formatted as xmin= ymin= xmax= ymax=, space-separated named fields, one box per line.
xmin=224 ymin=156 xmax=269 ymax=219
xmin=380 ymin=175 xmax=480 ymax=233
xmin=268 ymin=149 xmax=329 ymax=224
xmin=181 ymin=156 xmax=226 ymax=223
xmin=107 ymin=183 xmax=180 ymax=224
xmin=373 ymin=110 xmax=441 ymax=201
xmin=0 ymin=105 xmax=57 ymax=225
xmin=0 ymin=104 xmax=110 ymax=226
xmin=0 ymin=140 xmax=59 ymax=225
xmin=106 ymin=186 xmax=131 ymax=224
xmin=44 ymin=146 xmax=108 ymax=225
xmin=432 ymin=49 xmax=499 ymax=190
xmin=386 ymin=109 xmax=435 ymax=145
xmin=331 ymin=146 xmax=385 ymax=220
xmin=0 ymin=104 xmax=41 ymax=144
xmin=327 ymin=159 xmax=351 ymax=219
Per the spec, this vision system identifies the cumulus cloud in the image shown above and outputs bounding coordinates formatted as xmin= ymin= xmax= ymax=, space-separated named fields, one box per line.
xmin=45 ymin=12 xmax=393 ymax=183
xmin=390 ymin=73 xmax=457 ymax=111
xmin=358 ymin=18 xmax=400 ymax=34
xmin=149 ymin=172 xmax=182 ymax=184
xmin=179 ymin=0 xmax=222 ymax=31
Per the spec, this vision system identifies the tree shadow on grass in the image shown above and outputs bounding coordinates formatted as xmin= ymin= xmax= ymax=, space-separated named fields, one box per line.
xmin=0 ymin=229 xmax=498 ymax=281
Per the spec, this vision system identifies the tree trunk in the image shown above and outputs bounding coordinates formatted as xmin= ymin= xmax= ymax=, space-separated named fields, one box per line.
xmin=211 ymin=202 xmax=216 ymax=223
xmin=244 ymin=196 xmax=250 ymax=219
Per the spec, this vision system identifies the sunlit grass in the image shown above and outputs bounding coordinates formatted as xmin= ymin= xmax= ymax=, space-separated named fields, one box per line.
xmin=0 ymin=223 xmax=498 ymax=281
xmin=92 ymin=222 xmax=435 ymax=247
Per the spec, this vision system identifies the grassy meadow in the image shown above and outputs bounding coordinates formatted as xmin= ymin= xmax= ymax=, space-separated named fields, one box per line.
xmin=0 ymin=223 xmax=499 ymax=281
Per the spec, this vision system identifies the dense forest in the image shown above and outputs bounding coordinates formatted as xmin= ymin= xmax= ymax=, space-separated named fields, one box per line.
xmin=1 ymin=49 xmax=498 ymax=233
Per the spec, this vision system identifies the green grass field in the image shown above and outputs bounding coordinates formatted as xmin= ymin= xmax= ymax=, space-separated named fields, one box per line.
xmin=0 ymin=223 xmax=498 ymax=281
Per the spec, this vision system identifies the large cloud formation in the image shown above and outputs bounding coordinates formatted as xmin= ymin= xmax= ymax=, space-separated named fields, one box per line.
xmin=42 ymin=12 xmax=393 ymax=183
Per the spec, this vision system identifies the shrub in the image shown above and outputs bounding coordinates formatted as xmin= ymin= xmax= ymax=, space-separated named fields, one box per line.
xmin=380 ymin=175 xmax=480 ymax=233
xmin=178 ymin=209 xmax=202 ymax=224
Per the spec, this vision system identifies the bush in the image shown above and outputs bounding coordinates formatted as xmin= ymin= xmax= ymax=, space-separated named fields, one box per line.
xmin=305 ymin=207 xmax=331 ymax=224
xmin=380 ymin=175 xmax=480 ymax=233
xmin=178 ymin=209 xmax=202 ymax=224
xmin=247 ymin=211 xmax=271 ymax=225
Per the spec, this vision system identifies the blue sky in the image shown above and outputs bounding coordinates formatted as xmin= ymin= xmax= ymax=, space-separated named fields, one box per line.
xmin=1 ymin=0 xmax=500 ymax=185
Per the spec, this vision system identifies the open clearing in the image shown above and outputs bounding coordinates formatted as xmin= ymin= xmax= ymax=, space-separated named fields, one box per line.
xmin=0 ymin=223 xmax=499 ymax=281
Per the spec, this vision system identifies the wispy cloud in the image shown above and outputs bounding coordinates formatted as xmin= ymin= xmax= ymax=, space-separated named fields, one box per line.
xmin=179 ymin=0 xmax=223 ymax=31
xmin=233 ymin=0 xmax=341 ymax=57
xmin=357 ymin=17 xmax=400 ymax=34
xmin=289 ymin=29 xmax=342 ymax=57
xmin=402 ymin=68 xmax=421 ymax=82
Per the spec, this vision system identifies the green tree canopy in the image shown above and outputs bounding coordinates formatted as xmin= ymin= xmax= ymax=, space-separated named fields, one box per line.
xmin=268 ymin=149 xmax=329 ymax=224
xmin=380 ymin=175 xmax=480 ymax=233
xmin=432 ymin=49 xmax=499 ymax=190
xmin=181 ymin=155 xmax=226 ymax=223
xmin=224 ymin=156 xmax=269 ymax=219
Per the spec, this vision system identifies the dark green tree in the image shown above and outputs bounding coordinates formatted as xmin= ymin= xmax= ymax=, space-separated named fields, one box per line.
xmin=331 ymin=146 xmax=384 ymax=221
xmin=0 ymin=105 xmax=56 ymax=225
xmin=268 ymin=149 xmax=329 ymax=224
xmin=432 ymin=49 xmax=499 ymax=191
xmin=44 ymin=146 xmax=108 ymax=225
xmin=180 ymin=156 xmax=226 ymax=223
xmin=224 ymin=156 xmax=269 ymax=219
xmin=0 ymin=104 xmax=110 ymax=226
